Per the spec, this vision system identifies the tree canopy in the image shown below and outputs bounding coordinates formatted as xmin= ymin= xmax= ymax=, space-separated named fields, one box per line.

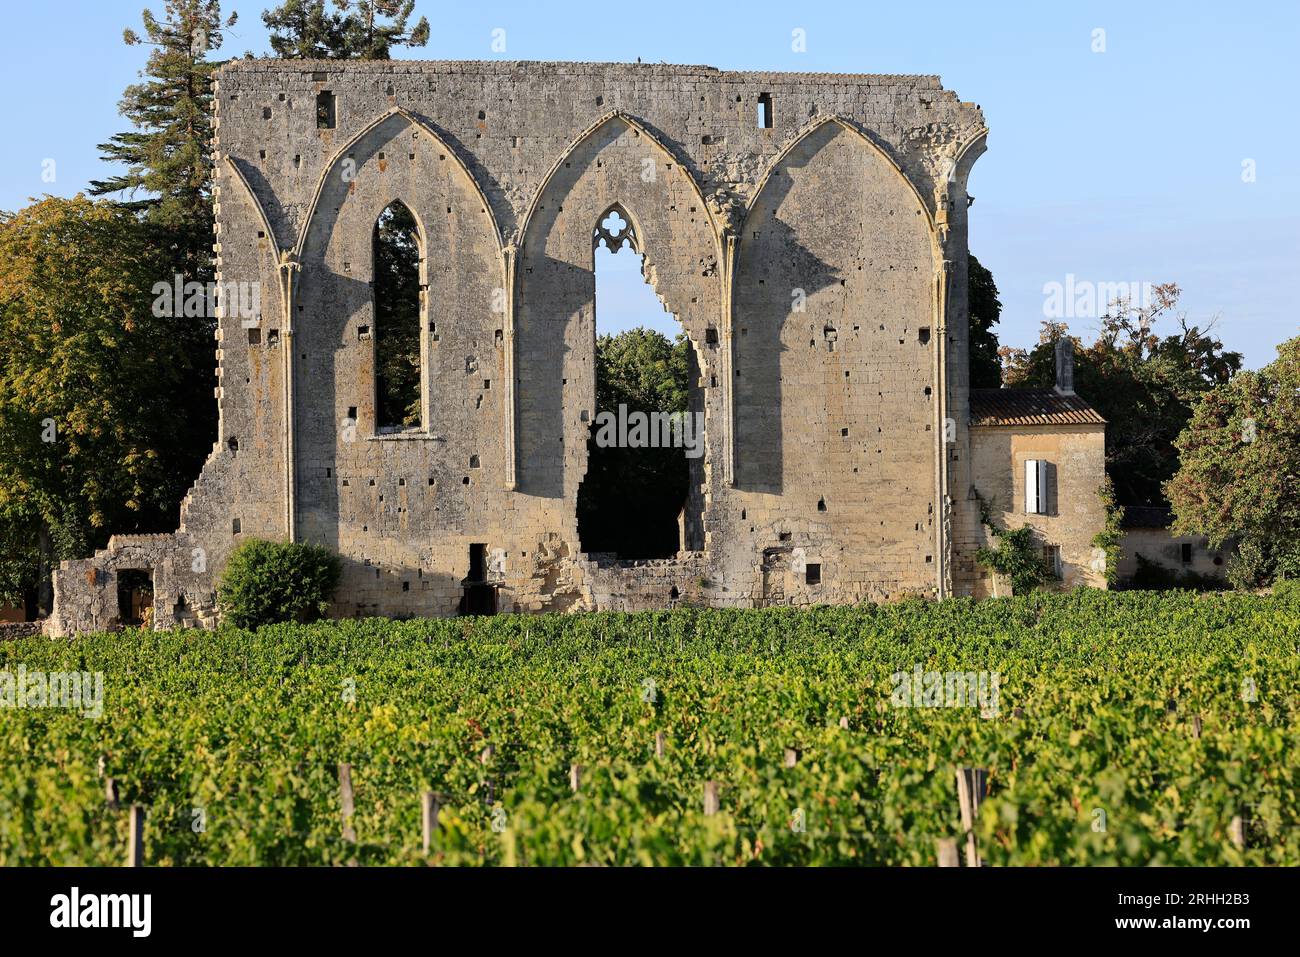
xmin=90 ymin=1 xmax=237 ymax=283
xmin=263 ymin=0 xmax=430 ymax=59
xmin=0 ymin=197 xmax=214 ymax=608
xmin=1165 ymin=334 xmax=1300 ymax=587
xmin=967 ymin=254 xmax=1003 ymax=389
xmin=1001 ymin=284 xmax=1241 ymax=507
xmin=0 ymin=0 xmax=436 ymax=612
xmin=577 ymin=329 xmax=694 ymax=559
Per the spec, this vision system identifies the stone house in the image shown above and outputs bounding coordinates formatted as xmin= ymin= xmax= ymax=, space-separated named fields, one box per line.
xmin=961 ymin=342 xmax=1109 ymax=596
xmin=1117 ymin=506 xmax=1231 ymax=587
xmin=48 ymin=60 xmax=1108 ymax=635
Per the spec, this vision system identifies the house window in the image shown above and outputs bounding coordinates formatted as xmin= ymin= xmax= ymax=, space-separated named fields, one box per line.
xmin=805 ymin=563 xmax=821 ymax=585
xmin=1043 ymin=545 xmax=1062 ymax=578
xmin=1181 ymin=542 xmax=1193 ymax=565
xmin=757 ymin=92 xmax=773 ymax=128
xmin=1024 ymin=459 xmax=1050 ymax=515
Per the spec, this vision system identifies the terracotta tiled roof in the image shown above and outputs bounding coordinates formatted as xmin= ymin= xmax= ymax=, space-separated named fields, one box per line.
xmin=969 ymin=388 xmax=1106 ymax=427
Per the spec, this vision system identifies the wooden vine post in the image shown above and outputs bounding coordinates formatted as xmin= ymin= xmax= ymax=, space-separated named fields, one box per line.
xmin=935 ymin=838 xmax=959 ymax=867
xmin=703 ymin=781 xmax=720 ymax=816
xmin=955 ymin=768 xmax=987 ymax=868
xmin=339 ymin=762 xmax=357 ymax=844
xmin=421 ymin=792 xmax=440 ymax=853
xmin=127 ymin=806 xmax=145 ymax=868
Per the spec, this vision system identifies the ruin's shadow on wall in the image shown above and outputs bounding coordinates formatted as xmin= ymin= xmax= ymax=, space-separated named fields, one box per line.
xmin=231 ymin=157 xmax=297 ymax=253
xmin=733 ymin=124 xmax=841 ymax=494
xmin=295 ymin=270 xmax=372 ymax=553
xmin=407 ymin=110 xmax=516 ymax=241
xmin=515 ymin=247 xmax=583 ymax=501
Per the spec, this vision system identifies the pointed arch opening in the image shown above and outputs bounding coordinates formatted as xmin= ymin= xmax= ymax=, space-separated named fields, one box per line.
xmin=577 ymin=205 xmax=705 ymax=559
xmin=372 ymin=200 xmax=424 ymax=431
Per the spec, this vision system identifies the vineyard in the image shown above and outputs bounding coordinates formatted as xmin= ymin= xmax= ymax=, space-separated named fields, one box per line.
xmin=1 ymin=590 xmax=1297 ymax=866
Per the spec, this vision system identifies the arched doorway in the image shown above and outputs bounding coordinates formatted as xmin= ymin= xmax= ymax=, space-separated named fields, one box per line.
xmin=577 ymin=206 xmax=704 ymax=559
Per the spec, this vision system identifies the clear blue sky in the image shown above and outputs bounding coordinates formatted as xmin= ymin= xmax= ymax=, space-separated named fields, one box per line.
xmin=1 ymin=1 xmax=1296 ymax=368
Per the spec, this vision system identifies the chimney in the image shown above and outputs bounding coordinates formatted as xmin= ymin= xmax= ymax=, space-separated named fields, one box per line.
xmin=1054 ymin=338 xmax=1075 ymax=395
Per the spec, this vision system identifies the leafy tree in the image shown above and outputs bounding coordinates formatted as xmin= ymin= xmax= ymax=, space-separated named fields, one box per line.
xmin=0 ymin=522 xmax=40 ymax=617
xmin=968 ymin=254 xmax=1003 ymax=388
xmin=595 ymin=327 xmax=691 ymax=416
xmin=90 ymin=1 xmax=237 ymax=283
xmin=263 ymin=0 xmax=429 ymax=59
xmin=1165 ymin=335 xmax=1300 ymax=588
xmin=0 ymin=197 xmax=214 ymax=611
xmin=1001 ymin=284 xmax=1241 ymax=507
xmin=577 ymin=329 xmax=694 ymax=559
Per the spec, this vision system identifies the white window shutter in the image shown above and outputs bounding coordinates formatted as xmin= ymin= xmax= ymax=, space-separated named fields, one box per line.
xmin=1024 ymin=459 xmax=1049 ymax=514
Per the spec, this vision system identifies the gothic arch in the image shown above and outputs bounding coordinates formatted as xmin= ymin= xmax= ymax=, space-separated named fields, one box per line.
xmin=593 ymin=202 xmax=641 ymax=253
xmin=222 ymin=155 xmax=283 ymax=260
xmin=732 ymin=112 xmax=940 ymax=535
xmin=742 ymin=114 xmax=941 ymax=265
xmin=370 ymin=196 xmax=430 ymax=264
xmin=517 ymin=110 xmax=721 ymax=261
xmin=295 ymin=106 xmax=504 ymax=261
xmin=286 ymin=106 xmax=510 ymax=553
xmin=512 ymin=110 xmax=721 ymax=528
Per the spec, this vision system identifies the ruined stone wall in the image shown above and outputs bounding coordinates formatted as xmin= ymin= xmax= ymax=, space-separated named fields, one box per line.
xmin=732 ymin=119 xmax=939 ymax=602
xmin=49 ymin=61 xmax=989 ymax=634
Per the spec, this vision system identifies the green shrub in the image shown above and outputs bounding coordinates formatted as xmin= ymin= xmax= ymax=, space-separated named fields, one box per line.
xmin=217 ymin=539 xmax=341 ymax=628
xmin=973 ymin=494 xmax=1050 ymax=595
xmin=1272 ymin=578 xmax=1300 ymax=600
xmin=1225 ymin=539 xmax=1271 ymax=591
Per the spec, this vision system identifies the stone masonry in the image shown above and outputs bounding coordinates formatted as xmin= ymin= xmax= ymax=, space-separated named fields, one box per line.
xmin=48 ymin=60 xmax=1104 ymax=635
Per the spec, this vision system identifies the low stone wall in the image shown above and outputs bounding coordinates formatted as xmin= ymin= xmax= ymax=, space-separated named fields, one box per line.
xmin=0 ymin=621 xmax=44 ymax=640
